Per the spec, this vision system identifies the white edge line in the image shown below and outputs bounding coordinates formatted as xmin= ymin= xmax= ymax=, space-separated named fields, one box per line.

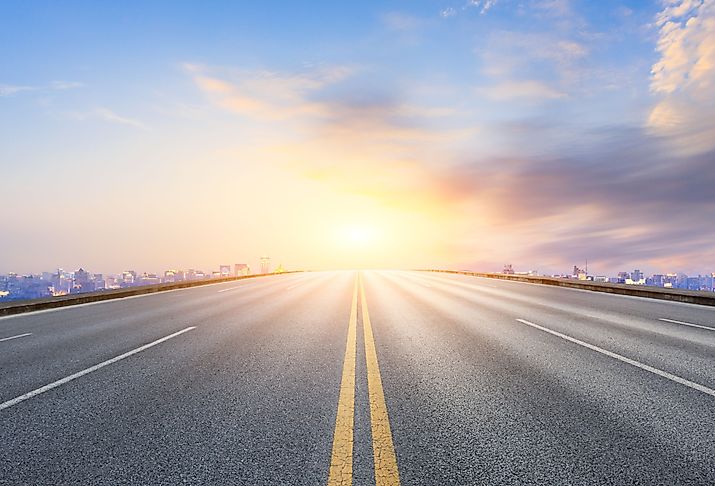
xmin=0 ymin=279 xmax=252 ymax=322
xmin=659 ymin=318 xmax=715 ymax=331
xmin=0 ymin=326 xmax=196 ymax=411
xmin=0 ymin=332 xmax=32 ymax=342
xmin=515 ymin=318 xmax=715 ymax=398
xmin=425 ymin=272 xmax=715 ymax=310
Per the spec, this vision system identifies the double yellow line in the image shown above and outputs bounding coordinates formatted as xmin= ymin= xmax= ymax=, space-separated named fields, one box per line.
xmin=327 ymin=273 xmax=400 ymax=486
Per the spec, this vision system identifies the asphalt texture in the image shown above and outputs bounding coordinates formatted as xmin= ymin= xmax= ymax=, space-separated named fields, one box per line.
xmin=1 ymin=270 xmax=713 ymax=485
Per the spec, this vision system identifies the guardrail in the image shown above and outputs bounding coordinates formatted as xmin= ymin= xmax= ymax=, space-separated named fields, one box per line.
xmin=0 ymin=271 xmax=301 ymax=317
xmin=421 ymin=270 xmax=715 ymax=307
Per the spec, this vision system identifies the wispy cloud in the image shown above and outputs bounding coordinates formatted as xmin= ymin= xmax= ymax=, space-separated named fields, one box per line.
xmin=440 ymin=0 xmax=500 ymax=19
xmin=381 ymin=11 xmax=424 ymax=31
xmin=0 ymin=80 xmax=84 ymax=97
xmin=532 ymin=0 xmax=573 ymax=18
xmin=50 ymin=80 xmax=85 ymax=90
xmin=436 ymin=123 xmax=715 ymax=273
xmin=475 ymin=30 xmax=590 ymax=102
xmin=0 ymin=84 xmax=35 ymax=97
xmin=69 ymin=107 xmax=148 ymax=130
xmin=185 ymin=61 xmax=476 ymax=216
xmin=186 ymin=63 xmax=356 ymax=121
xmin=477 ymin=80 xmax=566 ymax=100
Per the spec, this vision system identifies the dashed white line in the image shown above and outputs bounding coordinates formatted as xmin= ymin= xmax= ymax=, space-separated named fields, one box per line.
xmin=0 ymin=333 xmax=32 ymax=342
xmin=659 ymin=318 xmax=714 ymax=332
xmin=217 ymin=286 xmax=242 ymax=293
xmin=0 ymin=326 xmax=196 ymax=412
xmin=516 ymin=318 xmax=715 ymax=398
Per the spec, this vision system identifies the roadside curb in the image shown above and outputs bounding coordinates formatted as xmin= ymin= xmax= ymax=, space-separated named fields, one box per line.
xmin=421 ymin=270 xmax=715 ymax=307
xmin=0 ymin=271 xmax=302 ymax=317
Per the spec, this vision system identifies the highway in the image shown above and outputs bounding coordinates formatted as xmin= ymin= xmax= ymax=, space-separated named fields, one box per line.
xmin=1 ymin=270 xmax=714 ymax=485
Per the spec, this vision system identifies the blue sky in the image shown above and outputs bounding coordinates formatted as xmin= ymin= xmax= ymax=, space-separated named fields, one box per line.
xmin=2 ymin=1 xmax=714 ymax=275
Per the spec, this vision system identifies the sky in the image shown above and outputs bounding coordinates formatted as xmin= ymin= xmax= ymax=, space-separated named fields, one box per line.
xmin=1 ymin=0 xmax=715 ymax=276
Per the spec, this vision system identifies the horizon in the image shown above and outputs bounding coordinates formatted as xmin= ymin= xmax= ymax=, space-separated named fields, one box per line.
xmin=2 ymin=1 xmax=715 ymax=275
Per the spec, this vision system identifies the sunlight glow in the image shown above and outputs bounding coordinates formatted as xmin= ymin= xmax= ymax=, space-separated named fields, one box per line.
xmin=338 ymin=224 xmax=380 ymax=248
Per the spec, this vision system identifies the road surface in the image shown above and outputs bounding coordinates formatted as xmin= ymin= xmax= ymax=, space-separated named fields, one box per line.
xmin=1 ymin=270 xmax=714 ymax=485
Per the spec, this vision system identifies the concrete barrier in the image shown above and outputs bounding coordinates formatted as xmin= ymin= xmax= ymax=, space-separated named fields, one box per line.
xmin=421 ymin=270 xmax=715 ymax=307
xmin=0 ymin=272 xmax=301 ymax=317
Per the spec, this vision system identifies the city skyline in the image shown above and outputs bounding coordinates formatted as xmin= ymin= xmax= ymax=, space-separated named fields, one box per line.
xmin=2 ymin=1 xmax=715 ymax=274
xmin=2 ymin=260 xmax=714 ymax=303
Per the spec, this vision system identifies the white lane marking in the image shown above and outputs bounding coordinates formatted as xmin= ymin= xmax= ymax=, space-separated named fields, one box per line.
xmin=515 ymin=319 xmax=715 ymax=398
xmin=0 ymin=327 xmax=196 ymax=411
xmin=217 ymin=286 xmax=243 ymax=293
xmin=0 ymin=332 xmax=32 ymax=342
xmin=659 ymin=318 xmax=714 ymax=332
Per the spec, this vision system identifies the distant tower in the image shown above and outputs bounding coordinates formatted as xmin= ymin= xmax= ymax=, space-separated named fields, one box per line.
xmin=260 ymin=256 xmax=271 ymax=274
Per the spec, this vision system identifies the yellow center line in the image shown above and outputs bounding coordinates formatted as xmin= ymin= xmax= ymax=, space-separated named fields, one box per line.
xmin=360 ymin=273 xmax=401 ymax=486
xmin=327 ymin=274 xmax=359 ymax=485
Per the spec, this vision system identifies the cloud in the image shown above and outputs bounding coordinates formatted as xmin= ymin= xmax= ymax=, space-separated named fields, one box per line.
xmin=50 ymin=80 xmax=85 ymax=90
xmin=648 ymin=0 xmax=715 ymax=153
xmin=480 ymin=0 xmax=499 ymax=14
xmin=532 ymin=0 xmax=573 ymax=17
xmin=477 ymin=80 xmax=566 ymax=100
xmin=440 ymin=0 xmax=499 ymax=18
xmin=442 ymin=124 xmax=715 ymax=273
xmin=69 ymin=108 xmax=148 ymax=130
xmin=184 ymin=62 xmax=478 ymax=223
xmin=441 ymin=7 xmax=457 ymax=18
xmin=381 ymin=12 xmax=424 ymax=31
xmin=186 ymin=63 xmax=356 ymax=121
xmin=182 ymin=42 xmax=715 ymax=274
xmin=0 ymin=84 xmax=35 ymax=96
xmin=476 ymin=30 xmax=590 ymax=101
xmin=0 ymin=81 xmax=84 ymax=97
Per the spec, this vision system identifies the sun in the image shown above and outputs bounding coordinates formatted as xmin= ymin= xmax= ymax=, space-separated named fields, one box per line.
xmin=338 ymin=223 xmax=380 ymax=248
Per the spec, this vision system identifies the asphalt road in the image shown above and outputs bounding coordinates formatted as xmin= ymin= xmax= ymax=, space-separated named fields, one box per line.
xmin=1 ymin=270 xmax=713 ymax=485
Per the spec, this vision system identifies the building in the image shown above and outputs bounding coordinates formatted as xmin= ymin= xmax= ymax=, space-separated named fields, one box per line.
xmin=573 ymin=265 xmax=587 ymax=280
xmin=219 ymin=265 xmax=231 ymax=277
xmin=72 ymin=268 xmax=95 ymax=293
xmin=260 ymin=256 xmax=271 ymax=274
xmin=139 ymin=273 xmax=161 ymax=285
xmin=625 ymin=269 xmax=646 ymax=285
xmin=234 ymin=264 xmax=250 ymax=276
xmin=164 ymin=270 xmax=177 ymax=283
